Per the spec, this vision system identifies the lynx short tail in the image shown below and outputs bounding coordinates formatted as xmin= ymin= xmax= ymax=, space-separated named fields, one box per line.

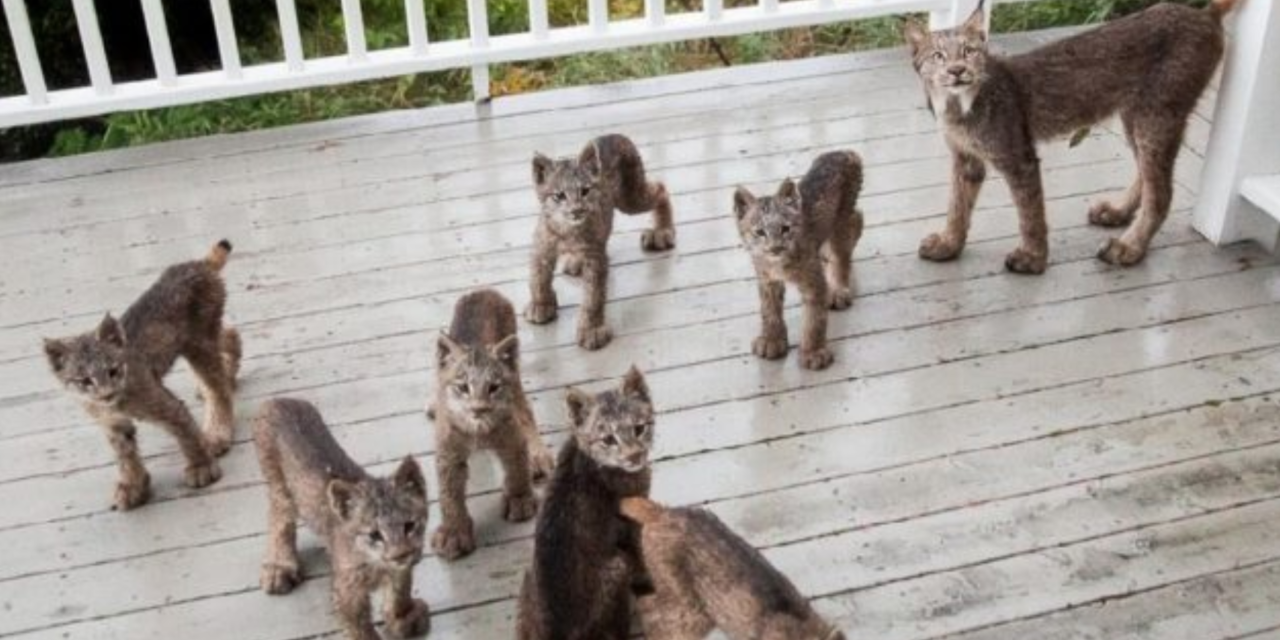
xmin=206 ymin=239 xmax=233 ymax=271
xmin=1210 ymin=0 xmax=1240 ymax=20
xmin=619 ymin=497 xmax=663 ymax=525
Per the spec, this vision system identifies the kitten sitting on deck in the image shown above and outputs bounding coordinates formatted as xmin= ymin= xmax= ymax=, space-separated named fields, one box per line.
xmin=905 ymin=0 xmax=1237 ymax=273
xmin=254 ymin=398 xmax=431 ymax=640
xmin=42 ymin=240 xmax=241 ymax=510
xmin=516 ymin=366 xmax=656 ymax=640
xmin=620 ymin=497 xmax=846 ymax=640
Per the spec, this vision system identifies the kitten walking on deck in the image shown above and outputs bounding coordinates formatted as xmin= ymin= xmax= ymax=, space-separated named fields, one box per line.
xmin=516 ymin=367 xmax=657 ymax=640
xmin=429 ymin=289 xmax=556 ymax=560
xmin=620 ymin=497 xmax=846 ymax=640
xmin=735 ymin=151 xmax=865 ymax=371
xmin=254 ymin=398 xmax=431 ymax=640
xmin=905 ymin=0 xmax=1237 ymax=273
xmin=42 ymin=240 xmax=242 ymax=510
xmin=525 ymin=134 xmax=677 ymax=350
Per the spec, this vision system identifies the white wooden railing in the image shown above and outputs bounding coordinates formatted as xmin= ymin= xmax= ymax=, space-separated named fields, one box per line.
xmin=0 ymin=0 xmax=1004 ymax=128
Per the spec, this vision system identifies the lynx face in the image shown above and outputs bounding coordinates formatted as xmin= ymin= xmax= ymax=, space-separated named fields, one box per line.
xmin=565 ymin=366 xmax=655 ymax=473
xmin=327 ymin=457 xmax=429 ymax=570
xmin=532 ymin=152 xmax=606 ymax=227
xmin=43 ymin=314 xmax=130 ymax=406
xmin=437 ymin=333 xmax=520 ymax=435
xmin=734 ymin=180 xmax=805 ymax=263
xmin=905 ymin=8 xmax=989 ymax=104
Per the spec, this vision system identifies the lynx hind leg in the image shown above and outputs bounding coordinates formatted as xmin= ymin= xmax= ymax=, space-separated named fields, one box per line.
xmin=1099 ymin=118 xmax=1183 ymax=267
xmin=823 ymin=213 xmax=858 ymax=311
xmin=613 ymin=145 xmax=675 ymax=251
xmin=637 ymin=590 xmax=714 ymax=640
xmin=220 ymin=327 xmax=242 ymax=388
xmin=1090 ymin=114 xmax=1142 ymax=228
xmin=185 ymin=340 xmax=237 ymax=457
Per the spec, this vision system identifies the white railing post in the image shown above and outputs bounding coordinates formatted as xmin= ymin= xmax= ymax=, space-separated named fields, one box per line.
xmin=1194 ymin=0 xmax=1280 ymax=250
xmin=760 ymin=0 xmax=778 ymax=14
xmin=931 ymin=0 xmax=985 ymax=30
xmin=706 ymin=0 xmax=723 ymax=22
xmin=2 ymin=0 xmax=48 ymax=104
xmin=70 ymin=0 xmax=112 ymax=94
xmin=646 ymin=0 xmax=665 ymax=26
xmin=139 ymin=0 xmax=177 ymax=85
xmin=208 ymin=0 xmax=242 ymax=78
xmin=341 ymin=0 xmax=368 ymax=62
xmin=275 ymin=0 xmax=305 ymax=72
xmin=405 ymin=0 xmax=429 ymax=55
xmin=589 ymin=0 xmax=608 ymax=33
xmin=467 ymin=0 xmax=491 ymax=101
xmin=530 ymin=0 xmax=550 ymax=39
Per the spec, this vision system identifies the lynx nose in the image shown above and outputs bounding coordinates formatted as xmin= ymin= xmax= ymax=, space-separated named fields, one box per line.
xmin=389 ymin=548 xmax=417 ymax=565
xmin=470 ymin=403 xmax=493 ymax=415
xmin=626 ymin=451 xmax=647 ymax=467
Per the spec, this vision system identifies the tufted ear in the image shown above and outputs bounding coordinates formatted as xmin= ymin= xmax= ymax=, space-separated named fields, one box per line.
xmin=96 ymin=313 xmax=125 ymax=348
xmin=491 ymin=334 xmax=519 ymax=366
xmin=578 ymin=140 xmax=602 ymax=179
xmin=43 ymin=338 xmax=68 ymax=373
xmin=903 ymin=19 xmax=929 ymax=55
xmin=621 ymin=365 xmax=650 ymax=403
xmin=962 ymin=0 xmax=988 ymax=40
xmin=733 ymin=186 xmax=756 ymax=221
xmin=532 ymin=152 xmax=554 ymax=188
xmin=392 ymin=455 xmax=427 ymax=501
xmin=437 ymin=331 xmax=465 ymax=369
xmin=327 ymin=479 xmax=359 ymax=521
xmin=776 ymin=178 xmax=801 ymax=207
xmin=565 ymin=387 xmax=593 ymax=429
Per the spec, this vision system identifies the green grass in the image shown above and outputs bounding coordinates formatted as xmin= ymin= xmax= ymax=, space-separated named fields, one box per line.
xmin=9 ymin=0 xmax=1203 ymax=158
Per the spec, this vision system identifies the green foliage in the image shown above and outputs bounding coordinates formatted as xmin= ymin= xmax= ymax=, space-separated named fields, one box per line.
xmin=12 ymin=0 xmax=1205 ymax=158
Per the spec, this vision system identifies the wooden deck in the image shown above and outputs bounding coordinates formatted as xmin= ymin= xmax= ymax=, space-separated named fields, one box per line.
xmin=2 ymin=29 xmax=1278 ymax=640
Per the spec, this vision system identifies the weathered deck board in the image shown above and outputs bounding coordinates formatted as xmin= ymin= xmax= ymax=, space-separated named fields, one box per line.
xmin=0 ymin=29 xmax=1273 ymax=640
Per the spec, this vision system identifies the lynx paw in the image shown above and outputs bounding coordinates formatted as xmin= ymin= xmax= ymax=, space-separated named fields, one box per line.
xmin=918 ymin=233 xmax=964 ymax=262
xmin=828 ymin=288 xmax=854 ymax=311
xmin=1088 ymin=202 xmax=1134 ymax=228
xmin=503 ymin=492 xmax=539 ymax=523
xmin=524 ymin=301 xmax=558 ymax=325
xmin=386 ymin=598 xmax=431 ymax=639
xmin=260 ymin=563 xmax=301 ymax=595
xmin=112 ymin=476 xmax=151 ymax=511
xmin=641 ymin=228 xmax=676 ymax=252
xmin=529 ymin=447 xmax=556 ymax=484
xmin=1004 ymin=248 xmax=1047 ymax=275
xmin=800 ymin=347 xmax=835 ymax=371
xmin=184 ymin=459 xmax=222 ymax=488
xmin=204 ymin=432 xmax=232 ymax=457
xmin=752 ymin=335 xmax=789 ymax=360
xmin=577 ymin=324 xmax=613 ymax=350
xmin=562 ymin=255 xmax=584 ymax=276
xmin=1097 ymin=238 xmax=1147 ymax=266
xmin=431 ymin=522 xmax=477 ymax=560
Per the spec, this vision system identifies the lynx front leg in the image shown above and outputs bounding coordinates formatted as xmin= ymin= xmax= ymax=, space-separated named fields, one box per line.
xmin=93 ymin=413 xmax=150 ymax=510
xmin=257 ymin=440 xmax=302 ymax=594
xmin=494 ymin=434 xmax=539 ymax=523
xmin=525 ymin=234 xmax=560 ymax=325
xmin=431 ymin=443 xmax=477 ymax=560
xmin=995 ymin=153 xmax=1049 ymax=275
xmin=333 ymin=576 xmax=380 ymax=640
xmin=920 ymin=149 xmax=985 ymax=262
xmin=824 ymin=216 xmax=858 ymax=310
xmin=135 ymin=383 xmax=221 ymax=488
xmin=383 ymin=569 xmax=431 ymax=639
xmin=752 ymin=277 xmax=788 ymax=360
xmin=577 ymin=253 xmax=613 ymax=350
xmin=515 ymin=400 xmax=555 ymax=483
xmin=797 ymin=266 xmax=834 ymax=371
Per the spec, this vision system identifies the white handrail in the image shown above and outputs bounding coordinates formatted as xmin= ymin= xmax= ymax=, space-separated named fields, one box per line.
xmin=0 ymin=0 xmax=1034 ymax=127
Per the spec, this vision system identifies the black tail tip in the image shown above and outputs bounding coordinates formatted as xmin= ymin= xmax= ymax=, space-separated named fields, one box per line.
xmin=217 ymin=239 xmax=233 ymax=253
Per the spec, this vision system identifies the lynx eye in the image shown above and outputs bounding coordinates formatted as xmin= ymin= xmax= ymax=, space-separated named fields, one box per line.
xmin=932 ymin=50 xmax=946 ymax=62
xmin=454 ymin=382 xmax=470 ymax=395
xmin=603 ymin=434 xmax=619 ymax=447
xmin=962 ymin=44 xmax=977 ymax=57
xmin=488 ymin=382 xmax=502 ymax=395
xmin=107 ymin=366 xmax=121 ymax=379
xmin=78 ymin=377 xmax=93 ymax=388
xmin=368 ymin=530 xmax=384 ymax=544
xmin=634 ymin=423 xmax=648 ymax=437
xmin=552 ymin=191 xmax=567 ymax=203
xmin=580 ymin=186 xmax=591 ymax=197
xmin=780 ymin=224 xmax=792 ymax=235
xmin=754 ymin=228 xmax=767 ymax=238
xmin=403 ymin=521 xmax=418 ymax=535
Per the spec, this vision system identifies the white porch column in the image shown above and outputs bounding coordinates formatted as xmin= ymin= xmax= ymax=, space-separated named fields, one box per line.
xmin=1194 ymin=0 xmax=1280 ymax=251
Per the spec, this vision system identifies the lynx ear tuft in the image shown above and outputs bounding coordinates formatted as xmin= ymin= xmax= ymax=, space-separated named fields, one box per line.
xmin=962 ymin=0 xmax=988 ymax=39
xmin=733 ymin=186 xmax=756 ymax=221
xmin=532 ymin=153 xmax=554 ymax=188
xmin=492 ymin=334 xmax=519 ymax=365
xmin=327 ymin=480 xmax=359 ymax=521
xmin=437 ymin=331 xmax=465 ymax=369
xmin=392 ymin=456 xmax=427 ymax=500
xmin=579 ymin=141 xmax=603 ymax=179
xmin=565 ymin=387 xmax=593 ymax=428
xmin=621 ymin=365 xmax=650 ymax=403
xmin=777 ymin=178 xmax=800 ymax=205
xmin=96 ymin=314 xmax=125 ymax=348
xmin=43 ymin=339 xmax=68 ymax=372
xmin=903 ymin=19 xmax=929 ymax=55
